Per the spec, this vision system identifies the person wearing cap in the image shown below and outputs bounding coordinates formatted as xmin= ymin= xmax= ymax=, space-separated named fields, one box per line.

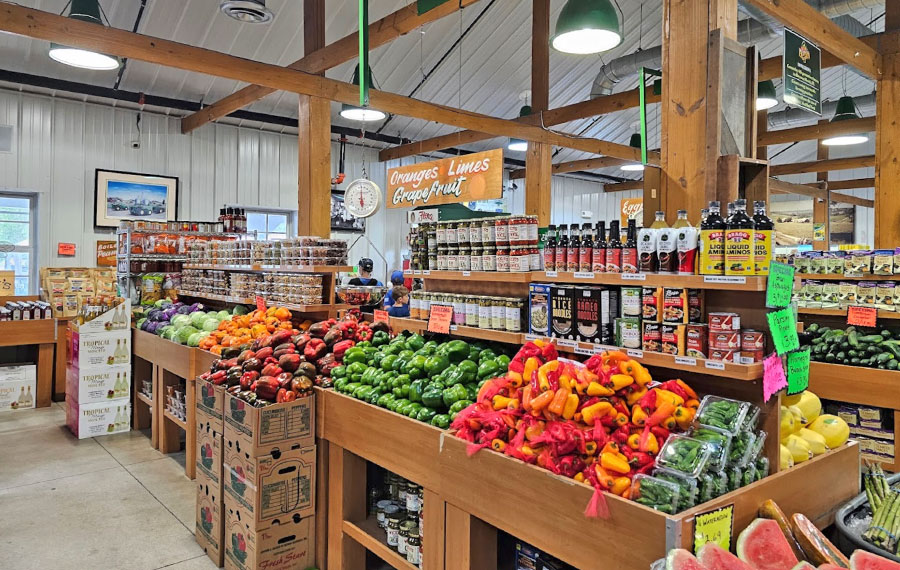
xmin=382 ymin=270 xmax=406 ymax=308
xmin=348 ymin=258 xmax=383 ymax=287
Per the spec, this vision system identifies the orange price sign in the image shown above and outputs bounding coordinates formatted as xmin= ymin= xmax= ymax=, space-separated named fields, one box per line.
xmin=255 ymin=296 xmax=266 ymax=312
xmin=57 ymin=242 xmax=76 ymax=256
xmin=374 ymin=309 xmax=389 ymax=323
xmin=427 ymin=304 xmax=453 ymax=334
xmin=847 ymin=305 xmax=877 ymax=328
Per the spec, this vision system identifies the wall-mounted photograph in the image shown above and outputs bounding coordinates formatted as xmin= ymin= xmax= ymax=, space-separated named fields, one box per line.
xmin=94 ymin=169 xmax=178 ymax=228
xmin=331 ymin=191 xmax=366 ymax=233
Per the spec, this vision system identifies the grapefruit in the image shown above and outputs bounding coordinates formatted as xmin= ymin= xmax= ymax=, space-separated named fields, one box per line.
xmin=737 ymin=519 xmax=799 ymax=570
xmin=698 ymin=542 xmax=754 ymax=570
xmin=808 ymin=415 xmax=850 ymax=448
xmin=850 ymin=550 xmax=900 ymax=570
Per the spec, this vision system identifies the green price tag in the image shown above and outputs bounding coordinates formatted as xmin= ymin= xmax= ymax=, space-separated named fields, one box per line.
xmin=694 ymin=504 xmax=734 ymax=552
xmin=767 ymin=308 xmax=800 ymax=355
xmin=766 ymin=261 xmax=795 ymax=309
xmin=786 ymin=349 xmax=810 ymax=395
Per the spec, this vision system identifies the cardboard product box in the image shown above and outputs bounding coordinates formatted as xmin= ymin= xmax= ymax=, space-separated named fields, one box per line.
xmin=224 ymin=393 xmax=314 ymax=457
xmin=619 ymin=287 xmax=642 ymax=318
xmin=603 ymin=288 xmax=618 ymax=345
xmin=66 ymin=399 xmax=130 ymax=439
xmin=197 ymin=418 xmax=225 ymax=489
xmin=224 ymin=439 xmax=316 ymax=523
xmin=65 ymin=365 xmax=130 ymax=405
xmin=0 ymin=365 xmax=36 ymax=411
xmin=197 ymin=377 xmax=226 ymax=430
xmin=68 ymin=329 xmax=131 ymax=370
xmin=615 ymin=318 xmax=641 ymax=350
xmin=528 ymin=283 xmax=552 ymax=337
xmin=514 ymin=540 xmax=575 ymax=570
xmin=196 ymin=475 xmax=225 ymax=567
xmin=223 ymin=501 xmax=315 ymax=570
xmin=71 ymin=300 xmax=131 ymax=334
xmin=550 ymin=285 xmax=576 ymax=341
xmin=574 ymin=287 xmax=601 ymax=344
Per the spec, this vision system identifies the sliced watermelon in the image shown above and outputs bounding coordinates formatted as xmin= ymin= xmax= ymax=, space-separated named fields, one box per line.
xmin=850 ymin=550 xmax=900 ymax=570
xmin=792 ymin=563 xmax=816 ymax=570
xmin=822 ymin=565 xmax=847 ymax=570
xmin=698 ymin=542 xmax=754 ymax=570
xmin=667 ymin=549 xmax=708 ymax=570
xmin=737 ymin=519 xmax=800 ymax=570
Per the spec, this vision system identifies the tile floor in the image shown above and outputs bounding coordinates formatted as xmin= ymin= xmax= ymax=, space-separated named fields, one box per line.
xmin=0 ymin=402 xmax=219 ymax=570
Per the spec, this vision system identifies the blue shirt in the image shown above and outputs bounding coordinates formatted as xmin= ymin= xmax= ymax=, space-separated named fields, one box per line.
xmin=388 ymin=304 xmax=410 ymax=318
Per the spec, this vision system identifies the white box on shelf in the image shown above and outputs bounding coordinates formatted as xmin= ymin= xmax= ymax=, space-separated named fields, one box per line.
xmin=65 ymin=365 xmax=130 ymax=405
xmin=66 ymin=399 xmax=131 ymax=439
xmin=0 ymin=364 xmax=37 ymax=411
xmin=71 ymin=301 xmax=131 ymax=334
xmin=68 ymin=329 xmax=131 ymax=370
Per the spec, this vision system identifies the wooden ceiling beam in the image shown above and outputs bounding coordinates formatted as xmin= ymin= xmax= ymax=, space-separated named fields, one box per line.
xmin=0 ymin=4 xmax=642 ymax=161
xmin=770 ymin=178 xmax=874 ymax=207
xmin=758 ymin=33 xmax=886 ymax=82
xmin=758 ymin=117 xmax=875 ymax=146
xmin=509 ymin=156 xmax=631 ymax=180
xmin=826 ymin=177 xmax=875 ymax=191
xmin=603 ymin=180 xmax=644 ymax=192
xmin=769 ymin=155 xmax=876 ymax=176
xmin=742 ymin=0 xmax=881 ymax=79
xmin=181 ymin=0 xmax=481 ymax=133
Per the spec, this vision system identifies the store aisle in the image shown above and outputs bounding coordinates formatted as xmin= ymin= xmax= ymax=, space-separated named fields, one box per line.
xmin=0 ymin=404 xmax=217 ymax=570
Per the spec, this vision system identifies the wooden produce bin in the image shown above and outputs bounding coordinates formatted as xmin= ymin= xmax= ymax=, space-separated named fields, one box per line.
xmin=0 ymin=317 xmax=57 ymax=408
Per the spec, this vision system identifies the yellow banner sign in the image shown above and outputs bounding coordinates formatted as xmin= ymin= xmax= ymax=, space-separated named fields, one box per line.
xmin=621 ymin=197 xmax=643 ymax=224
xmin=387 ymin=148 xmax=503 ymax=209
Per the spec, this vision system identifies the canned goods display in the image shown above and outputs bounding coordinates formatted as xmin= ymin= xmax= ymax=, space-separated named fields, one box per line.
xmin=413 ymin=293 xmax=525 ymax=332
xmin=408 ymin=216 xmax=538 ymax=273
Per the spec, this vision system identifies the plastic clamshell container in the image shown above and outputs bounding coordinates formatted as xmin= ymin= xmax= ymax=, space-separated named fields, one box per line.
xmin=656 ymin=434 xmax=712 ymax=478
xmin=727 ymin=430 xmax=758 ymax=468
xmin=695 ymin=394 xmax=750 ymax=435
xmin=688 ymin=426 xmax=733 ymax=471
xmin=652 ymin=468 xmax=699 ymax=513
xmin=727 ymin=466 xmax=743 ymax=492
xmin=755 ymin=456 xmax=770 ymax=479
xmin=632 ymin=473 xmax=680 ymax=514
xmin=748 ymin=430 xmax=767 ymax=463
xmin=742 ymin=403 xmax=760 ymax=431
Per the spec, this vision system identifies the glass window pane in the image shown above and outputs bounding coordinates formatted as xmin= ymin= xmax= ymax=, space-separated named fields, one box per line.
xmin=0 ymin=251 xmax=31 ymax=275
xmin=247 ymin=212 xmax=267 ymax=233
xmin=0 ymin=221 xmax=30 ymax=245
xmin=14 ymin=276 xmax=27 ymax=296
xmin=268 ymin=233 xmax=287 ymax=240
xmin=267 ymin=214 xmax=287 ymax=233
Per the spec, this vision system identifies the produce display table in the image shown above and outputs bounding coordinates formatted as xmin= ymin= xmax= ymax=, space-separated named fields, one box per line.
xmin=0 ymin=317 xmax=57 ymax=408
xmin=317 ymin=388 xmax=860 ymax=570
xmin=53 ymin=317 xmax=72 ymax=402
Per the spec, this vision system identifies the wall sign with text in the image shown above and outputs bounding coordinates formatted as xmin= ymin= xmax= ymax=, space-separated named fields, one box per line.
xmin=783 ymin=28 xmax=821 ymax=115
xmin=386 ymin=148 xmax=503 ymax=209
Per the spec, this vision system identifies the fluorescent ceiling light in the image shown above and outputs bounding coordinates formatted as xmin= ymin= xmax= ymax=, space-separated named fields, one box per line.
xmin=507 ymin=139 xmax=528 ymax=152
xmin=49 ymin=46 xmax=119 ymax=70
xmin=756 ymin=80 xmax=777 ymax=110
xmin=339 ymin=105 xmax=386 ymax=122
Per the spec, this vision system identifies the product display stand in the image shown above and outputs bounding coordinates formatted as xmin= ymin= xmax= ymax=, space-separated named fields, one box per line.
xmin=0 ymin=295 xmax=57 ymax=408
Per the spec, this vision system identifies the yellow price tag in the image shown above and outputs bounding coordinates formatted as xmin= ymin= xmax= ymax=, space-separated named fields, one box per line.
xmin=694 ymin=504 xmax=734 ymax=552
xmin=0 ymin=271 xmax=14 ymax=294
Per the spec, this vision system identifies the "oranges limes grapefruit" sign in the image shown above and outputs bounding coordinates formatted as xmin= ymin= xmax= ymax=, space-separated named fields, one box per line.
xmin=386 ymin=148 xmax=503 ymax=209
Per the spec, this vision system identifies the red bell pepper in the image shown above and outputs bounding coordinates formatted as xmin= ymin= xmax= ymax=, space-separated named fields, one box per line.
xmin=332 ymin=339 xmax=355 ymax=361
xmin=303 ymin=338 xmax=327 ymax=361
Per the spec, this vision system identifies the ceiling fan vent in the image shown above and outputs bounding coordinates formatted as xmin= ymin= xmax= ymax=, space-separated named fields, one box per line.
xmin=220 ymin=0 xmax=274 ymax=24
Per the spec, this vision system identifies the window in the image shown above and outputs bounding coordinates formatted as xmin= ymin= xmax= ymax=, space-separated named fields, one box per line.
xmin=235 ymin=206 xmax=295 ymax=241
xmin=0 ymin=192 xmax=37 ymax=295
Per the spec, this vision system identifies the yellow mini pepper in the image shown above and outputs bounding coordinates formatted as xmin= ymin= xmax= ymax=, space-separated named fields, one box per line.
xmin=562 ymin=393 xmax=579 ymax=420
xmin=586 ymin=381 xmax=615 ymax=397
xmin=492 ymin=395 xmax=519 ymax=410
xmin=581 ymin=401 xmax=613 ymax=426
xmin=600 ymin=451 xmax=630 ymax=474
xmin=608 ymin=373 xmax=634 ymax=391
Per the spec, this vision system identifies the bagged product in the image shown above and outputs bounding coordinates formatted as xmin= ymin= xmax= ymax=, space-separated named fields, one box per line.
xmin=657 ymin=228 xmax=678 ymax=273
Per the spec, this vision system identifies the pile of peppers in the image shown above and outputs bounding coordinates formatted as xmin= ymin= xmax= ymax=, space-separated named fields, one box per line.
xmin=450 ymin=340 xmax=700 ymax=517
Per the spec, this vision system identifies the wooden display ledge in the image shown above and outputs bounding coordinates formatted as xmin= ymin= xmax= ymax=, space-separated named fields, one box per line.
xmin=133 ymin=328 xmax=195 ymax=379
xmin=798 ymin=307 xmax=900 ymax=320
xmin=178 ymin=290 xmax=349 ymax=314
xmin=388 ymin=316 xmax=524 ymax=344
xmin=318 ymin=388 xmax=859 ymax=570
xmin=183 ymin=264 xmax=351 ymax=273
xmin=0 ymin=318 xmax=57 ymax=407
xmin=797 ymin=273 xmax=900 ymax=281
xmin=405 ymin=270 xmax=768 ymax=291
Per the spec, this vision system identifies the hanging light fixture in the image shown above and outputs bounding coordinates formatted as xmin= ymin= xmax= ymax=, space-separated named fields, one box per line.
xmin=822 ymin=96 xmax=868 ymax=146
xmin=507 ymin=105 xmax=532 ymax=152
xmin=756 ymin=80 xmax=778 ymax=110
xmin=620 ymin=133 xmax=644 ymax=171
xmin=339 ymin=65 xmax=386 ymax=122
xmin=551 ymin=0 xmax=623 ymax=55
xmin=220 ymin=0 xmax=274 ymax=24
xmin=48 ymin=0 xmax=120 ymax=70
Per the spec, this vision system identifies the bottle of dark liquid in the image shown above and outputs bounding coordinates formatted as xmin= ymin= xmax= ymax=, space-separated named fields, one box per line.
xmin=543 ymin=225 xmax=557 ymax=271
xmin=752 ymin=201 xmax=774 ymax=276
xmin=239 ymin=208 xmax=247 ymax=233
xmin=699 ymin=201 xmax=726 ymax=275
xmin=622 ymin=219 xmax=638 ymax=273
xmin=223 ymin=207 xmax=233 ymax=232
xmin=579 ymin=223 xmax=593 ymax=272
xmin=605 ymin=220 xmax=622 ymax=273
xmin=555 ymin=224 xmax=569 ymax=272
xmin=724 ymin=198 xmax=755 ymax=276
xmin=567 ymin=224 xmax=581 ymax=272
xmin=592 ymin=221 xmax=607 ymax=273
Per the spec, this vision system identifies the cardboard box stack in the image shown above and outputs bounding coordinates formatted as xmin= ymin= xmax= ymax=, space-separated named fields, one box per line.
xmin=0 ymin=364 xmax=37 ymax=411
xmin=825 ymin=400 xmax=896 ymax=465
xmin=40 ymin=267 xmax=118 ymax=318
xmin=197 ymin=379 xmax=316 ymax=570
xmin=65 ymin=300 xmax=132 ymax=439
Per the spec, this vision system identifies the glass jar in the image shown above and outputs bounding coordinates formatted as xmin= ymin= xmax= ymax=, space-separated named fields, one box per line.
xmin=496 ymin=248 xmax=510 ymax=272
xmin=428 ymin=251 xmax=437 ymax=271
xmin=509 ymin=248 xmax=530 ymax=272
xmin=469 ymin=219 xmax=482 ymax=247
xmin=446 ymin=222 xmax=458 ymax=245
xmin=529 ymin=247 xmax=542 ymax=270
xmin=509 ymin=215 xmax=527 ymax=246
xmin=376 ymin=500 xmax=394 ymax=528
xmin=436 ymin=222 xmax=447 ymax=245
xmin=528 ymin=215 xmax=540 ymax=243
xmin=420 ymin=292 xmax=431 ymax=318
xmin=495 ymin=217 xmax=509 ymax=246
xmin=409 ymin=292 xmax=421 ymax=320
xmin=457 ymin=247 xmax=471 ymax=271
xmin=437 ymin=247 xmax=448 ymax=271
xmin=386 ymin=510 xmax=402 ymax=547
xmin=457 ymin=221 xmax=469 ymax=247
xmin=406 ymin=482 xmax=421 ymax=513
xmin=465 ymin=296 xmax=480 ymax=327
xmin=388 ymin=473 xmax=401 ymax=500
xmin=426 ymin=224 xmax=437 ymax=250
xmin=481 ymin=218 xmax=496 ymax=246
xmin=478 ymin=297 xmax=492 ymax=329
xmin=482 ymin=247 xmax=496 ymax=271
xmin=446 ymin=247 xmax=459 ymax=271
xmin=505 ymin=298 xmax=524 ymax=332
xmin=406 ymin=530 xmax=421 ymax=566
xmin=490 ymin=297 xmax=505 ymax=330
xmin=398 ymin=520 xmax=416 ymax=555
xmin=470 ymin=246 xmax=483 ymax=271
xmin=452 ymin=295 xmax=466 ymax=325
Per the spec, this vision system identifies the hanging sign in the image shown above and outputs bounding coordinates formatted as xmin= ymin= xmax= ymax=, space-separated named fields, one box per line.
xmin=767 ymin=308 xmax=800 ymax=355
xmin=96 ymin=240 xmax=117 ymax=267
xmin=694 ymin=504 xmax=735 ymax=552
xmin=765 ymin=261 xmax=795 ymax=309
xmin=620 ymin=198 xmax=643 ymax=225
xmin=386 ymin=149 xmax=503 ymax=209
xmin=786 ymin=349 xmax=811 ymax=395
xmin=0 ymin=271 xmax=14 ymax=294
xmin=427 ymin=304 xmax=453 ymax=334
xmin=763 ymin=352 xmax=788 ymax=403
xmin=374 ymin=309 xmax=390 ymax=323
xmin=783 ymin=28 xmax=821 ymax=115
xmin=255 ymin=296 xmax=266 ymax=312
xmin=408 ymin=209 xmax=440 ymax=224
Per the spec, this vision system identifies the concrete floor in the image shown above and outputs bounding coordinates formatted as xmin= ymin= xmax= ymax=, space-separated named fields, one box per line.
xmin=0 ymin=403 xmax=219 ymax=570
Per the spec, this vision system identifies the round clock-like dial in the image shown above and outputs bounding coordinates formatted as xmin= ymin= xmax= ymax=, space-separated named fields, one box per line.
xmin=344 ymin=178 xmax=382 ymax=218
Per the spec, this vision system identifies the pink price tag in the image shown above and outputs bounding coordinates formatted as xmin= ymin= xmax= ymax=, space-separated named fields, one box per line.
xmin=255 ymin=296 xmax=266 ymax=312
xmin=763 ymin=352 xmax=787 ymax=402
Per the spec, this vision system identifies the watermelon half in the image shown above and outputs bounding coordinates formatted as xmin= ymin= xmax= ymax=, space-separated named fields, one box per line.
xmin=821 ymin=565 xmax=847 ymax=570
xmin=698 ymin=542 xmax=754 ymax=570
xmin=792 ymin=563 xmax=816 ymax=570
xmin=737 ymin=519 xmax=800 ymax=570
xmin=667 ymin=549 xmax=707 ymax=570
xmin=850 ymin=550 xmax=900 ymax=570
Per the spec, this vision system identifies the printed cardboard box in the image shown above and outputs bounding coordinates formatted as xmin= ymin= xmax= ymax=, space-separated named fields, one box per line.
xmin=196 ymin=378 xmax=226 ymax=430
xmin=65 ymin=365 xmax=130 ymax=405
xmin=196 ymin=475 xmax=225 ymax=567
xmin=224 ymin=440 xmax=316 ymax=523
xmin=0 ymin=365 xmax=36 ymax=412
xmin=71 ymin=300 xmax=131 ymax=334
xmin=223 ymin=501 xmax=314 ymax=570
xmin=224 ymin=393 xmax=314 ymax=457
xmin=66 ymin=399 xmax=130 ymax=439
xmin=68 ymin=329 xmax=131 ymax=370
xmin=197 ymin=418 xmax=224 ymax=489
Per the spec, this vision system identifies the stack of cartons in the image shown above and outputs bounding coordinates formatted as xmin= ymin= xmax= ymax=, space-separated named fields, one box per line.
xmin=219 ymin=390 xmax=316 ymax=570
xmin=0 ymin=365 xmax=37 ymax=411
xmin=65 ymin=301 xmax=132 ymax=438
xmin=195 ymin=377 xmax=227 ymax=567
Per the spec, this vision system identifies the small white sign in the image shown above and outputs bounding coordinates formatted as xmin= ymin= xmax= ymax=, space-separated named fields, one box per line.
xmin=408 ymin=208 xmax=440 ymax=224
xmin=674 ymin=356 xmax=697 ymax=366
xmin=544 ymin=271 xmax=559 ymax=278
xmin=574 ymin=346 xmax=594 ymax=356
xmin=626 ymin=349 xmax=644 ymax=358
xmin=704 ymin=360 xmax=726 ymax=370
xmin=557 ymin=339 xmax=577 ymax=349
xmin=422 ymin=270 xmax=431 ymax=275
xmin=462 ymin=271 xmax=471 ymax=277
xmin=413 ymin=269 xmax=422 ymax=275
xmin=703 ymin=275 xmax=747 ymax=284
xmin=621 ymin=273 xmax=647 ymax=281
xmin=524 ymin=334 xmax=539 ymax=342
xmin=573 ymin=272 xmax=595 ymax=279
xmin=450 ymin=325 xmax=458 ymax=331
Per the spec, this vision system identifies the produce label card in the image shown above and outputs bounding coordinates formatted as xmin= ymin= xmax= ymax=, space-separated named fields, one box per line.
xmin=427 ymin=304 xmax=452 ymax=334
xmin=847 ymin=305 xmax=877 ymax=328
xmin=763 ymin=352 xmax=787 ymax=403
xmin=786 ymin=349 xmax=810 ymax=395
xmin=694 ymin=504 xmax=734 ymax=552
xmin=373 ymin=310 xmax=389 ymax=323
xmin=765 ymin=261 xmax=795 ymax=308
xmin=767 ymin=308 xmax=799 ymax=355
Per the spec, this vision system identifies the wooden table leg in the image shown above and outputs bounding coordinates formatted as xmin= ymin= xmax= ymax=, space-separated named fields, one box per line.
xmin=157 ymin=368 xmax=181 ymax=455
xmin=315 ymin=439 xmax=329 ymax=570
xmin=185 ymin=377 xmax=196 ymax=479
xmin=423 ymin=489 xmax=446 ymax=570
xmin=35 ymin=343 xmax=54 ymax=408
xmin=444 ymin=503 xmax=497 ymax=569
xmin=327 ymin=444 xmax=366 ymax=570
xmin=53 ymin=319 xmax=67 ymax=401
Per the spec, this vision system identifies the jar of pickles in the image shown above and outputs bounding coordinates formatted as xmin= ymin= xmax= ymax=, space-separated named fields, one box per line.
xmin=436 ymin=222 xmax=447 ymax=245
xmin=457 ymin=222 xmax=469 ymax=247
xmin=482 ymin=247 xmax=496 ymax=271
xmin=490 ymin=297 xmax=505 ymax=330
xmin=406 ymin=530 xmax=421 ymax=566
xmin=465 ymin=297 xmax=479 ymax=327
xmin=452 ymin=295 xmax=466 ymax=325
xmin=420 ymin=292 xmax=431 ymax=318
xmin=446 ymin=248 xmax=459 ymax=271
xmin=478 ymin=297 xmax=492 ymax=328
xmin=470 ymin=246 xmax=483 ymax=271
xmin=428 ymin=251 xmax=437 ymax=270
xmin=457 ymin=247 xmax=471 ymax=271
xmin=481 ymin=218 xmax=495 ymax=245
xmin=437 ymin=247 xmax=448 ymax=271
xmin=446 ymin=222 xmax=457 ymax=245
xmin=468 ymin=219 xmax=482 ymax=247
xmin=426 ymin=224 xmax=436 ymax=250
xmin=505 ymin=298 xmax=524 ymax=332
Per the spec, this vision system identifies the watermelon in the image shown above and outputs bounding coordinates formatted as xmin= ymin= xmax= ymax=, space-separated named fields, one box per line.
xmin=821 ymin=565 xmax=845 ymax=570
xmin=792 ymin=563 xmax=816 ymax=570
xmin=737 ymin=519 xmax=800 ymax=570
xmin=667 ymin=549 xmax=707 ymax=570
xmin=850 ymin=551 xmax=900 ymax=570
xmin=699 ymin=543 xmax=754 ymax=570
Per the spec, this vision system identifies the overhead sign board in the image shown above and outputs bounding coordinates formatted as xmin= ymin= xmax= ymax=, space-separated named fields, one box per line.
xmin=386 ymin=148 xmax=503 ymax=209
xmin=783 ymin=28 xmax=821 ymax=115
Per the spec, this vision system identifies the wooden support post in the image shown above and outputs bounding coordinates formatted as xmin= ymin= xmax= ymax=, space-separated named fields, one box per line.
xmin=525 ymin=0 xmax=551 ymax=226
xmin=297 ymin=0 xmax=331 ymax=238
xmin=444 ymin=503 xmax=498 ymax=569
xmin=813 ymin=120 xmax=830 ymax=251
xmin=326 ymin=445 xmax=366 ymax=569
xmin=643 ymin=166 xmax=663 ymax=228
xmin=423 ymin=489 xmax=446 ymax=569
xmin=874 ymin=10 xmax=900 ymax=247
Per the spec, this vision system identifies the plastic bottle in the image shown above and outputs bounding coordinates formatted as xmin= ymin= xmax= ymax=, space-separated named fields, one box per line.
xmin=579 ymin=223 xmax=593 ymax=273
xmin=555 ymin=224 xmax=569 ymax=272
xmin=592 ymin=221 xmax=607 ymax=273
xmin=605 ymin=220 xmax=622 ymax=273
xmin=622 ymin=219 xmax=638 ymax=273
xmin=753 ymin=201 xmax=774 ymax=276
xmin=638 ymin=226 xmax=658 ymax=272
xmin=543 ymin=225 xmax=557 ymax=271
xmin=724 ymin=199 xmax=756 ymax=276
xmin=699 ymin=201 xmax=726 ymax=275
xmin=650 ymin=211 xmax=669 ymax=229
xmin=567 ymin=224 xmax=581 ymax=272
xmin=673 ymin=209 xmax=691 ymax=229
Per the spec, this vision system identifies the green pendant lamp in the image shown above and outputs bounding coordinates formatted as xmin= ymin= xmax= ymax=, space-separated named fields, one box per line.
xmin=822 ymin=96 xmax=868 ymax=146
xmin=551 ymin=0 xmax=623 ymax=55
xmin=340 ymin=65 xmax=386 ymax=122
xmin=507 ymin=105 xmax=532 ymax=152
xmin=756 ymin=80 xmax=778 ymax=110
xmin=49 ymin=0 xmax=120 ymax=70
xmin=620 ymin=133 xmax=644 ymax=171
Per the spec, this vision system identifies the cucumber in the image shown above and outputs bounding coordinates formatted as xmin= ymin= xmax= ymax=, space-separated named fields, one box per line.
xmin=888 ymin=360 xmax=899 ymax=370
xmin=848 ymin=349 xmax=859 ymax=358
xmin=876 ymin=352 xmax=895 ymax=364
xmin=881 ymin=330 xmax=893 ymax=339
xmin=851 ymin=357 xmax=861 ymax=365
xmin=859 ymin=334 xmax=885 ymax=343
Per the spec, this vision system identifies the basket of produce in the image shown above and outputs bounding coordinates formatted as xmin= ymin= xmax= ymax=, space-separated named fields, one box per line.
xmin=835 ymin=464 xmax=900 ymax=562
xmin=335 ymin=285 xmax=388 ymax=306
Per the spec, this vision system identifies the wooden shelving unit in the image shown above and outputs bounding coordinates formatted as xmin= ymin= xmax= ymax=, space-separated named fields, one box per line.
xmin=184 ymin=264 xmax=352 ymax=273
xmin=178 ymin=290 xmax=349 ymax=314
xmin=163 ymin=408 xmax=188 ymax=431
xmin=342 ymin=517 xmax=418 ymax=570
xmin=798 ymin=307 xmax=900 ymax=320
xmin=797 ymin=273 xmax=899 ymax=281
xmin=405 ymin=269 xmax=533 ymax=283
xmin=0 ymin=317 xmax=57 ymax=408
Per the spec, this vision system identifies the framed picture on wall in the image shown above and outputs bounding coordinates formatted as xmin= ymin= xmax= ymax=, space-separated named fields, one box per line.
xmin=330 ymin=191 xmax=366 ymax=233
xmin=94 ymin=169 xmax=179 ymax=229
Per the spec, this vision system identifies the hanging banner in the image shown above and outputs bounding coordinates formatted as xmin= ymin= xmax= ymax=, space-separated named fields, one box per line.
xmin=387 ymin=149 xmax=503 ymax=209
xmin=620 ymin=198 xmax=643 ymax=225
xmin=783 ymin=28 xmax=821 ymax=115
xmin=96 ymin=241 xmax=117 ymax=267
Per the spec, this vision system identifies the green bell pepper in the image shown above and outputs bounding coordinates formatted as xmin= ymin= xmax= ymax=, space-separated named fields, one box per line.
xmin=416 ymin=407 xmax=438 ymax=424
xmin=414 ymin=345 xmax=436 ymax=357
xmin=342 ymin=347 xmax=367 ymax=365
xmin=397 ymin=400 xmax=415 ymax=416
xmin=380 ymin=354 xmax=398 ymax=372
xmin=496 ymin=354 xmax=511 ymax=368
xmin=477 ymin=359 xmax=501 ymax=380
xmin=445 ymin=340 xmax=470 ymax=363
xmin=354 ymin=385 xmax=375 ymax=400
xmin=367 ymin=389 xmax=381 ymax=405
xmin=346 ymin=362 xmax=367 ymax=376
xmin=464 ymin=383 xmax=478 ymax=402
xmin=437 ymin=364 xmax=458 ymax=383
xmin=372 ymin=330 xmax=389 ymax=346
xmin=376 ymin=393 xmax=395 ymax=408
xmin=355 ymin=340 xmax=371 ymax=348
xmin=360 ymin=367 xmax=379 ymax=385
xmin=406 ymin=403 xmax=423 ymax=418
xmin=409 ymin=379 xmax=427 ymax=403
xmin=333 ymin=377 xmax=349 ymax=392
xmin=343 ymin=382 xmax=361 ymax=395
xmin=381 ymin=343 xmax=402 ymax=356
xmin=406 ymin=333 xmax=426 ymax=351
xmin=330 ymin=365 xmax=347 ymax=379
xmin=456 ymin=359 xmax=477 ymax=376
xmin=391 ymin=385 xmax=410 ymax=399
xmin=478 ymin=349 xmax=497 ymax=363
xmin=402 ymin=355 xmax=427 ymax=375
xmin=442 ymin=383 xmax=468 ymax=408
xmin=422 ymin=384 xmax=445 ymax=409
xmin=424 ymin=354 xmax=450 ymax=376
xmin=448 ymin=399 xmax=472 ymax=416
xmin=390 ymin=398 xmax=410 ymax=413
xmin=431 ymin=414 xmax=451 ymax=429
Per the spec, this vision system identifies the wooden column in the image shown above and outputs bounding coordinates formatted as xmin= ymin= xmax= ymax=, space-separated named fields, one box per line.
xmin=661 ymin=0 xmax=737 ymax=224
xmin=874 ymin=12 xmax=900 ymax=247
xmin=298 ymin=0 xmax=331 ymax=237
xmin=813 ymin=120 xmax=830 ymax=251
xmin=525 ymin=0 xmax=551 ymax=226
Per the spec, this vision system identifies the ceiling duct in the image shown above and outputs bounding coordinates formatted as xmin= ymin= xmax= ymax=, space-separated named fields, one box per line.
xmin=219 ymin=0 xmax=274 ymax=24
xmin=816 ymin=0 xmax=882 ymax=17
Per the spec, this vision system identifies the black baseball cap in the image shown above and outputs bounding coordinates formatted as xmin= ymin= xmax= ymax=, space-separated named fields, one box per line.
xmin=359 ymin=258 xmax=374 ymax=272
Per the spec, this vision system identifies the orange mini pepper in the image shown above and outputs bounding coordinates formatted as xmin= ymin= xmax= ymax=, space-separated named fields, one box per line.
xmin=584 ymin=441 xmax=598 ymax=455
xmin=614 ymin=412 xmax=629 ymax=427
xmin=547 ymin=387 xmax=570 ymax=416
xmin=507 ymin=371 xmax=524 ymax=388
xmin=529 ymin=389 xmax=554 ymax=412
xmin=627 ymin=433 xmax=642 ymax=450
xmin=601 ymin=441 xmax=620 ymax=455
xmin=594 ymin=465 xmax=615 ymax=489
xmin=490 ymin=439 xmax=506 ymax=452
xmin=662 ymin=416 xmax=677 ymax=431
xmin=676 ymin=379 xmax=698 ymax=400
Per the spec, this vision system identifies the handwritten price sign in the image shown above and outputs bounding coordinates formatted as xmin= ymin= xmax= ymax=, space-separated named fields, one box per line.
xmin=427 ymin=304 xmax=453 ymax=334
